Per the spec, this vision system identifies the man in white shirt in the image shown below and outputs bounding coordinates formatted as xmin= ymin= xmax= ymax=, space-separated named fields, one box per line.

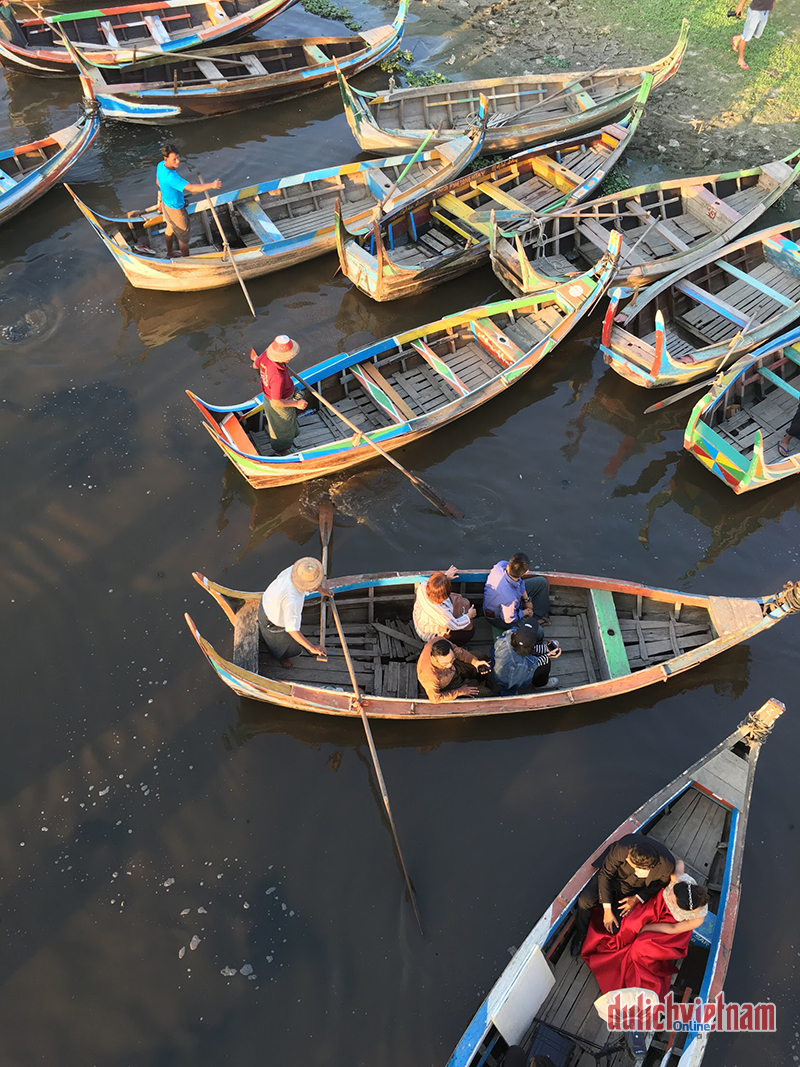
xmin=258 ymin=557 xmax=330 ymax=666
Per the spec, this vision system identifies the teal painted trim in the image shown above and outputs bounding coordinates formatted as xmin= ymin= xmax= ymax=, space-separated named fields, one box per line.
xmin=714 ymin=259 xmax=796 ymax=308
xmin=759 ymin=365 xmax=800 ymax=401
xmin=692 ymin=420 xmax=747 ymax=471
xmin=588 ymin=589 xmax=630 ymax=679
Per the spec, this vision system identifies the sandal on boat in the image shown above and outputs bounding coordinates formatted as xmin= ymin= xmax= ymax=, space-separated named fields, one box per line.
xmin=778 ymin=443 xmax=790 ymax=458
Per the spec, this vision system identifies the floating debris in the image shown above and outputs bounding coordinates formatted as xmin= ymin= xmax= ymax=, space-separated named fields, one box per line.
xmin=221 ymin=966 xmax=237 ymax=977
xmin=181 ymin=909 xmax=190 ymax=916
xmin=163 ymin=878 xmax=175 ymax=887
xmin=190 ymin=936 xmax=201 ymax=951
xmin=179 ymin=946 xmax=186 ymax=959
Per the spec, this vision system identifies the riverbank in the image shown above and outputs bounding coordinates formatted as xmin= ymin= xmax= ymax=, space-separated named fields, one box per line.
xmin=418 ymin=0 xmax=800 ymax=177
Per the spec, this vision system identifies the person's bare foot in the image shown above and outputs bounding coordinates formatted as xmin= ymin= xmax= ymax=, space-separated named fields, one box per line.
xmin=538 ymin=616 xmax=551 ymax=626
xmin=731 ymin=34 xmax=740 ymax=51
xmin=738 ymin=59 xmax=749 ymax=70
xmin=279 ymin=657 xmax=294 ymax=668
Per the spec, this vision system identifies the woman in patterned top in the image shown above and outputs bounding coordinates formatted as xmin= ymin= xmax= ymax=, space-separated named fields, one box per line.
xmin=412 ymin=565 xmax=476 ymax=645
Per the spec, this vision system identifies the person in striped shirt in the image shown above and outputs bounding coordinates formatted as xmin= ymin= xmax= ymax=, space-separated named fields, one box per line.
xmin=492 ymin=620 xmax=561 ymax=694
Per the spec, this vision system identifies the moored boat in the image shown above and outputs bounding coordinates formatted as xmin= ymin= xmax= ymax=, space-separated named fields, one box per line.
xmin=0 ymin=99 xmax=99 ymax=227
xmin=445 ymin=698 xmax=785 ymax=1067
xmin=64 ymin=108 xmax=486 ymax=293
xmin=70 ymin=0 xmax=410 ymax=122
xmin=334 ymin=81 xmax=650 ymax=302
xmin=490 ymin=153 xmax=800 ymax=298
xmin=0 ymin=0 xmax=297 ymax=77
xmin=601 ymin=219 xmax=800 ymax=389
xmin=184 ymin=569 xmax=800 ymax=717
xmin=684 ymin=328 xmax=800 ymax=493
xmin=186 ymin=238 xmax=619 ymax=486
xmin=336 ymin=20 xmax=688 ymax=155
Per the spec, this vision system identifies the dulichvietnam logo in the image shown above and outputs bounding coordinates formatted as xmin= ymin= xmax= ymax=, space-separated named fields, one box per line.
xmin=605 ymin=991 xmax=777 ymax=1033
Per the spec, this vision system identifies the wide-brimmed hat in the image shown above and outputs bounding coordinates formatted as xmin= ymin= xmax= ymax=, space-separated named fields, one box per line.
xmin=291 ymin=557 xmax=324 ymax=593
xmin=266 ymin=334 xmax=299 ymax=363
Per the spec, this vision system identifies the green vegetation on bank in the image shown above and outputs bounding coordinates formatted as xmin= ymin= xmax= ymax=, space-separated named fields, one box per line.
xmin=380 ymin=49 xmax=452 ymax=87
xmin=301 ymin=0 xmax=361 ymax=32
xmin=589 ymin=0 xmax=800 ymax=121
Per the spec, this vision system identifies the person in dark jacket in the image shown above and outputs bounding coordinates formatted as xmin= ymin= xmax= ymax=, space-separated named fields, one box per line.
xmin=570 ymin=834 xmax=676 ymax=956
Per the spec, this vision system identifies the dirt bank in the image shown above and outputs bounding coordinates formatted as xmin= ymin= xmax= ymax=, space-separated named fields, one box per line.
xmin=415 ymin=0 xmax=800 ymax=182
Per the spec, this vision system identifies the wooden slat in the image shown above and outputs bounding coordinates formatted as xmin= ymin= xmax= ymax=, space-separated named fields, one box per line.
xmin=708 ymin=596 xmax=763 ymax=637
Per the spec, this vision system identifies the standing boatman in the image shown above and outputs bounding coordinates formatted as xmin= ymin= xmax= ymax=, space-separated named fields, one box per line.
xmin=156 ymin=143 xmax=221 ymax=258
xmin=251 ymin=335 xmax=308 ymax=455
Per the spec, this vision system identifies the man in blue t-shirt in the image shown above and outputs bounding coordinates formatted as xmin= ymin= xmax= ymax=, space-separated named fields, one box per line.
xmin=156 ymin=143 xmax=221 ymax=258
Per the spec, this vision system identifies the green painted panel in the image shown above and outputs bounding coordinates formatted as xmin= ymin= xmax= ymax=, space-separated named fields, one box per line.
xmin=589 ymin=589 xmax=630 ymax=679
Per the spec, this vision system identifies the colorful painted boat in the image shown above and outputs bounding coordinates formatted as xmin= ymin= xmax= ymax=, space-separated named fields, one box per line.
xmin=445 ymin=698 xmax=784 ymax=1067
xmin=186 ymin=238 xmax=619 ymax=486
xmin=184 ymin=567 xmax=800 ymax=716
xmin=64 ymin=110 xmax=486 ymax=292
xmin=336 ymin=20 xmax=687 ymax=155
xmin=0 ymin=0 xmax=296 ymax=77
xmin=685 ymin=328 xmax=800 ymax=493
xmin=601 ymin=219 xmax=800 ymax=389
xmin=334 ymin=80 xmax=650 ymax=302
xmin=0 ymin=100 xmax=99 ymax=227
xmin=490 ymin=153 xmax=800 ymax=298
xmin=71 ymin=0 xmax=410 ymax=122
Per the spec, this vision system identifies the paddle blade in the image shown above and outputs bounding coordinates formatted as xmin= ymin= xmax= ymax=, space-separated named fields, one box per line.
xmin=644 ymin=377 xmax=714 ymax=415
xmin=318 ymin=496 xmax=335 ymax=548
xmin=410 ymin=476 xmax=464 ymax=520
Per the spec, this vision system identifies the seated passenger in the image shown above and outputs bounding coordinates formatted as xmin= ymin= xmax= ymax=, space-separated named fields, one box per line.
xmin=582 ymin=870 xmax=709 ymax=1000
xmin=416 ymin=638 xmax=491 ymax=704
xmin=259 ymin=557 xmax=329 ymax=667
xmin=483 ymin=554 xmax=550 ymax=631
xmin=492 ymin=621 xmax=560 ymax=695
xmin=413 ymin=565 xmax=476 ymax=646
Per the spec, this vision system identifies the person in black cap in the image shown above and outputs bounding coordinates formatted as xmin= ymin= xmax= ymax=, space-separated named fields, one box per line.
xmin=492 ymin=620 xmax=561 ymax=695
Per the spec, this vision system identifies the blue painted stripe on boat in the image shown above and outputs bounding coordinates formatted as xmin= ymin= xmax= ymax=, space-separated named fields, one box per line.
xmin=445 ymin=1001 xmax=491 ymax=1067
xmin=746 ymin=322 xmax=800 ymax=363
xmin=714 ymin=259 xmax=797 ymax=308
xmin=98 ymin=94 xmax=180 ymax=118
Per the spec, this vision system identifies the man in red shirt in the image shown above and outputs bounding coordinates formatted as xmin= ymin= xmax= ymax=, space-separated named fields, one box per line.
xmin=250 ymin=335 xmax=308 ymax=454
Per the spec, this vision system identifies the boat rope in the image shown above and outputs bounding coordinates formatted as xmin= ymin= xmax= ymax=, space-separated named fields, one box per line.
xmin=765 ymin=580 xmax=800 ymax=615
xmin=740 ymin=708 xmax=780 ymax=743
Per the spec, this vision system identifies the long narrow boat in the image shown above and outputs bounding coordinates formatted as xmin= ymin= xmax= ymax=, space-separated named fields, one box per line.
xmin=445 ymin=698 xmax=784 ymax=1067
xmin=0 ymin=0 xmax=296 ymax=77
xmin=64 ymin=111 xmax=486 ymax=292
xmin=71 ymin=0 xmax=410 ymax=122
xmin=601 ymin=220 xmax=800 ymax=389
xmin=336 ymin=20 xmax=688 ymax=155
xmin=490 ymin=152 xmax=800 ymax=298
xmin=186 ymin=238 xmax=619 ymax=485
xmin=334 ymin=81 xmax=650 ymax=302
xmin=0 ymin=100 xmax=99 ymax=227
xmin=184 ymin=569 xmax=800 ymax=716
xmin=684 ymin=328 xmax=800 ymax=493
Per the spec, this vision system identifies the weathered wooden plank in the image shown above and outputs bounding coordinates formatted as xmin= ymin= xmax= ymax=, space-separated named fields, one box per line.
xmin=708 ymin=596 xmax=763 ymax=637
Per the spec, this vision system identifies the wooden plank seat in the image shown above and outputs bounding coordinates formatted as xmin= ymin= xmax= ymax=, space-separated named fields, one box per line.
xmin=195 ymin=59 xmax=225 ymax=81
xmin=474 ymin=180 xmax=532 ymax=213
xmin=99 ymin=20 xmax=120 ymax=47
xmin=433 ymin=193 xmax=491 ymax=236
xmin=759 ymin=365 xmax=800 ymax=401
xmin=529 ymin=154 xmax=583 ymax=194
xmin=239 ymin=53 xmax=268 ymax=76
xmin=675 ymin=279 xmax=750 ymax=328
xmin=714 ymin=259 xmax=798 ymax=308
xmin=349 ymin=362 xmax=415 ymax=422
xmin=470 ymin=317 xmax=526 ymax=366
xmin=303 ymin=44 xmax=329 ymax=67
xmin=628 ymin=201 xmax=690 ymax=251
xmin=412 ymin=339 xmax=470 ymax=396
xmin=237 ymin=200 xmax=283 ymax=244
xmin=588 ymin=589 xmax=630 ymax=679
xmin=143 ymin=14 xmax=170 ymax=43
xmin=578 ymin=217 xmax=642 ymax=264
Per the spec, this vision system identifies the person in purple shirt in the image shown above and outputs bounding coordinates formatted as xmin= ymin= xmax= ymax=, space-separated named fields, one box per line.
xmin=483 ymin=553 xmax=550 ymax=631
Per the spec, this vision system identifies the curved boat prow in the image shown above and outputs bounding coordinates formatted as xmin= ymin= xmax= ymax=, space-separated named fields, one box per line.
xmin=740 ymin=697 xmax=785 ymax=742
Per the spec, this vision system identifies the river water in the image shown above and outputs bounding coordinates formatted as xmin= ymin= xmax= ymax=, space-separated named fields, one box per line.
xmin=0 ymin=2 xmax=797 ymax=1064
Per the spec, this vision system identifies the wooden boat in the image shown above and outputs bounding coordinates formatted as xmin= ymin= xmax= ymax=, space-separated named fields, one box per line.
xmin=185 ymin=571 xmax=800 ymax=715
xmin=684 ymin=328 xmax=800 ymax=494
xmin=64 ymin=111 xmax=486 ymax=292
xmin=490 ymin=153 xmax=800 ymax=298
xmin=333 ymin=81 xmax=649 ymax=302
xmin=601 ymin=219 xmax=800 ymax=389
xmin=0 ymin=100 xmax=99 ymax=227
xmin=71 ymin=0 xmax=410 ymax=122
xmin=185 ymin=243 xmax=619 ymax=486
xmin=445 ymin=698 xmax=784 ymax=1067
xmin=0 ymin=0 xmax=296 ymax=77
xmin=336 ymin=20 xmax=688 ymax=156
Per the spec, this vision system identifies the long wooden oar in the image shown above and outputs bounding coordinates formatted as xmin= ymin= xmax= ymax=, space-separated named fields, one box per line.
xmin=644 ymin=318 xmax=753 ymax=415
xmin=318 ymin=496 xmax=334 ymax=651
xmin=326 ymin=593 xmax=423 ymax=934
xmin=200 ymin=175 xmax=256 ymax=319
xmin=291 ymin=369 xmax=463 ymax=519
xmin=378 ymin=129 xmax=434 ymax=211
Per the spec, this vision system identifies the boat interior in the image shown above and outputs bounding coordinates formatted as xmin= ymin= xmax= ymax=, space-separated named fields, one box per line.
xmin=369 ymin=134 xmax=624 ymax=269
xmin=20 ymin=1 xmax=252 ymax=49
xmin=238 ymin=578 xmax=717 ymax=698
xmin=211 ymin=304 xmax=571 ymax=458
xmin=462 ymin=758 xmax=744 ymax=1067
xmin=507 ymin=167 xmax=785 ymax=284
xmin=623 ymin=221 xmax=800 ymax=362
xmin=118 ymin=158 xmax=445 ymax=258
xmin=701 ymin=344 xmax=800 ymax=466
xmin=0 ymin=138 xmax=62 ymax=191
xmin=96 ymin=36 xmax=370 ymax=87
xmin=369 ymin=72 xmax=644 ymax=131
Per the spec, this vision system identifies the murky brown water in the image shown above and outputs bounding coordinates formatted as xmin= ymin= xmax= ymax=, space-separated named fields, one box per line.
xmin=0 ymin=3 xmax=797 ymax=1065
